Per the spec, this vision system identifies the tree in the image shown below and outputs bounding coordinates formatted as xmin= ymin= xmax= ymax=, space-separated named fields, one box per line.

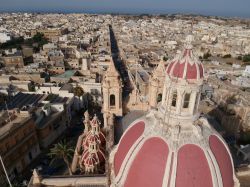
xmin=163 ymin=56 xmax=168 ymax=61
xmin=223 ymin=54 xmax=232 ymax=58
xmin=73 ymin=86 xmax=84 ymax=110
xmin=48 ymin=140 xmax=74 ymax=175
xmin=243 ymin=54 xmax=250 ymax=62
xmin=203 ymin=52 xmax=211 ymax=60
xmin=73 ymin=86 xmax=84 ymax=98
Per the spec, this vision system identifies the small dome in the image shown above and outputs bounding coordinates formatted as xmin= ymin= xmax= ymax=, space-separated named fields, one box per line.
xmin=83 ymin=114 xmax=106 ymax=148
xmin=83 ymin=132 xmax=106 ymax=148
xmin=81 ymin=135 xmax=106 ymax=173
xmin=166 ymin=36 xmax=204 ymax=81
xmin=82 ymin=147 xmax=105 ymax=166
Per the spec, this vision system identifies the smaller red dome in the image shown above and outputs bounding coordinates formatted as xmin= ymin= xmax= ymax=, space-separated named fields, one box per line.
xmin=81 ymin=146 xmax=106 ymax=167
xmin=83 ymin=131 xmax=106 ymax=148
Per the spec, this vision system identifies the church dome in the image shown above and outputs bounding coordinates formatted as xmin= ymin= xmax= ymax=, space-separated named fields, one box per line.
xmin=82 ymin=146 xmax=105 ymax=166
xmin=110 ymin=35 xmax=238 ymax=187
xmin=111 ymin=116 xmax=237 ymax=187
xmin=166 ymin=35 xmax=204 ymax=82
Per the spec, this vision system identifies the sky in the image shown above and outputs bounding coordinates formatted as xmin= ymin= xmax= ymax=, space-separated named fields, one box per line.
xmin=0 ymin=0 xmax=250 ymax=18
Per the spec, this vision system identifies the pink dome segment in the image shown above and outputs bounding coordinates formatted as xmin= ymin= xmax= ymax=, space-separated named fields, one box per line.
xmin=166 ymin=48 xmax=204 ymax=81
xmin=172 ymin=61 xmax=185 ymax=78
xmin=81 ymin=147 xmax=105 ymax=166
xmin=209 ymin=135 xmax=234 ymax=187
xmin=83 ymin=131 xmax=106 ymax=148
xmin=176 ymin=144 xmax=213 ymax=187
xmin=114 ymin=121 xmax=145 ymax=176
xmin=124 ymin=138 xmax=169 ymax=187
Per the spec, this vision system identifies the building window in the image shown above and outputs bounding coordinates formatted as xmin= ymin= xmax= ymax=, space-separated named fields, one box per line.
xmin=110 ymin=94 xmax=115 ymax=106
xmin=171 ymin=90 xmax=177 ymax=107
xmin=183 ymin=93 xmax=191 ymax=108
xmin=28 ymin=152 xmax=33 ymax=161
xmin=157 ymin=93 xmax=162 ymax=103
xmin=13 ymin=168 xmax=18 ymax=176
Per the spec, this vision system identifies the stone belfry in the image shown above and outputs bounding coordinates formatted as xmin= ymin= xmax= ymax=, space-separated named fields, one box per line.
xmin=102 ymin=58 xmax=123 ymax=128
xmin=148 ymin=60 xmax=166 ymax=108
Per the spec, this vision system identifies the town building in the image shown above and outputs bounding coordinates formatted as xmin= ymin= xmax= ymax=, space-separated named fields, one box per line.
xmin=0 ymin=110 xmax=41 ymax=184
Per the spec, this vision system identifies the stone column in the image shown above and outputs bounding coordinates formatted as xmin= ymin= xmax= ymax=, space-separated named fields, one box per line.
xmin=103 ymin=88 xmax=109 ymax=111
xmin=176 ymin=89 xmax=185 ymax=114
xmin=189 ymin=91 xmax=197 ymax=115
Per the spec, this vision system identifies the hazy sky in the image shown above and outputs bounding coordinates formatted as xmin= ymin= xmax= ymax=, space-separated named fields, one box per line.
xmin=0 ymin=0 xmax=250 ymax=18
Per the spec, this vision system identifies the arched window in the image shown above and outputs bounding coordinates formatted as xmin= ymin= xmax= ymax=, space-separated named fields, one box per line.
xmin=157 ymin=93 xmax=162 ymax=103
xmin=171 ymin=90 xmax=177 ymax=107
xmin=110 ymin=94 xmax=115 ymax=106
xmin=183 ymin=93 xmax=191 ymax=108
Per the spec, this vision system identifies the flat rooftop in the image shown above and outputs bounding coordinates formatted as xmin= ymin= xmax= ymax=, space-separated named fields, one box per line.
xmin=0 ymin=111 xmax=31 ymax=140
xmin=0 ymin=92 xmax=45 ymax=110
xmin=54 ymin=70 xmax=76 ymax=79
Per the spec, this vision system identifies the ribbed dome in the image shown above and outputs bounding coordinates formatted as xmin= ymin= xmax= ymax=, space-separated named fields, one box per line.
xmin=81 ymin=135 xmax=106 ymax=172
xmin=166 ymin=35 xmax=204 ymax=81
xmin=111 ymin=116 xmax=236 ymax=187
xmin=83 ymin=115 xmax=106 ymax=148
xmin=82 ymin=146 xmax=105 ymax=166
xmin=83 ymin=132 xmax=106 ymax=148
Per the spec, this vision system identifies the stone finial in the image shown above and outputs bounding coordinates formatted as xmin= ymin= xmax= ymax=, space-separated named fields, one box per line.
xmin=184 ymin=35 xmax=194 ymax=49
xmin=32 ymin=169 xmax=42 ymax=184
xmin=84 ymin=110 xmax=90 ymax=121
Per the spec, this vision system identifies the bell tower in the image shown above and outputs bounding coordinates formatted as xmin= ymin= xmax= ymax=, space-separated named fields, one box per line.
xmin=102 ymin=58 xmax=123 ymax=128
xmin=148 ymin=60 xmax=166 ymax=108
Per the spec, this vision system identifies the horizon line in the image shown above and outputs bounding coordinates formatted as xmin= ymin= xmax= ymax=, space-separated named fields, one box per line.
xmin=0 ymin=10 xmax=250 ymax=20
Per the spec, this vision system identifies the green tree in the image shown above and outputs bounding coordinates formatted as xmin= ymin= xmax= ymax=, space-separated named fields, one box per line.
xmin=223 ymin=54 xmax=232 ymax=58
xmin=33 ymin=32 xmax=45 ymax=42
xmin=48 ymin=140 xmax=74 ymax=175
xmin=243 ymin=54 xmax=250 ymax=62
xmin=73 ymin=86 xmax=84 ymax=98
xmin=203 ymin=52 xmax=211 ymax=59
xmin=163 ymin=56 xmax=168 ymax=61
xmin=73 ymin=86 xmax=84 ymax=110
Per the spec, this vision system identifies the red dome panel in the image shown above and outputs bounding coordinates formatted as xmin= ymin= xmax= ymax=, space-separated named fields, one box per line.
xmin=124 ymin=137 xmax=169 ymax=187
xmin=209 ymin=135 xmax=234 ymax=187
xmin=198 ymin=63 xmax=204 ymax=78
xmin=186 ymin=63 xmax=198 ymax=79
xmin=176 ymin=144 xmax=213 ymax=187
xmin=166 ymin=61 xmax=175 ymax=74
xmin=114 ymin=121 xmax=145 ymax=176
xmin=173 ymin=61 xmax=185 ymax=78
